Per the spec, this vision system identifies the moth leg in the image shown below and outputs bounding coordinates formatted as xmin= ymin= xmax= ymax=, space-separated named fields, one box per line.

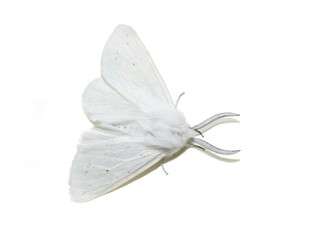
xmin=192 ymin=138 xmax=240 ymax=155
xmin=175 ymin=92 xmax=185 ymax=108
xmin=161 ymin=159 xmax=169 ymax=175
xmin=193 ymin=129 xmax=204 ymax=138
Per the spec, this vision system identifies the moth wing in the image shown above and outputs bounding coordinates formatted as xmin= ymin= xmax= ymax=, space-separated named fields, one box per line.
xmin=69 ymin=127 xmax=164 ymax=202
xmin=82 ymin=78 xmax=139 ymax=127
xmin=101 ymin=24 xmax=174 ymax=112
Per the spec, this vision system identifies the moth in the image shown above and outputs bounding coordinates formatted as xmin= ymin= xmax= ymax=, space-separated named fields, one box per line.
xmin=69 ymin=25 xmax=240 ymax=202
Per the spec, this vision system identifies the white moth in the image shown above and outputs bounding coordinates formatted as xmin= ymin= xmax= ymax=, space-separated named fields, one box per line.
xmin=69 ymin=25 xmax=240 ymax=202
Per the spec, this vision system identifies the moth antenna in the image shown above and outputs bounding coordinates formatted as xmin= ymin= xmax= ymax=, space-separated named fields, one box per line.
xmin=192 ymin=112 xmax=240 ymax=130
xmin=175 ymin=92 xmax=185 ymax=108
xmin=192 ymin=138 xmax=240 ymax=155
xmin=188 ymin=143 xmax=205 ymax=151
xmin=161 ymin=159 xmax=169 ymax=175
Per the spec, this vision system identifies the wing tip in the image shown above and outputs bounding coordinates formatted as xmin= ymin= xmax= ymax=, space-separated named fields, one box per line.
xmin=114 ymin=24 xmax=136 ymax=35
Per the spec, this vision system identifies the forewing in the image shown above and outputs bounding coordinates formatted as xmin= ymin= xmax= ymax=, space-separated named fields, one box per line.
xmin=82 ymin=78 xmax=139 ymax=127
xmin=101 ymin=24 xmax=174 ymax=112
xmin=69 ymin=127 xmax=164 ymax=202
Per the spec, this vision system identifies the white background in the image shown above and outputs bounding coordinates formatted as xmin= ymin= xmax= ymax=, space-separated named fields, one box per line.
xmin=1 ymin=1 xmax=318 ymax=239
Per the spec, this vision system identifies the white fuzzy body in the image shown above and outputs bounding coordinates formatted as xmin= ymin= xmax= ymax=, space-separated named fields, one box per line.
xmin=132 ymin=110 xmax=195 ymax=157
